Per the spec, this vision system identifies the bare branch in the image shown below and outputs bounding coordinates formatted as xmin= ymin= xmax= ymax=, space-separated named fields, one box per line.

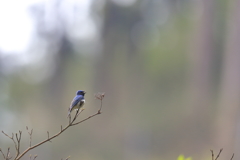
xmin=68 ymin=115 xmax=71 ymax=125
xmin=71 ymin=111 xmax=101 ymax=126
xmin=47 ymin=131 xmax=52 ymax=142
xmin=0 ymin=147 xmax=13 ymax=160
xmin=95 ymin=92 xmax=105 ymax=100
xmin=14 ymin=131 xmax=22 ymax=159
xmin=2 ymin=131 xmax=18 ymax=153
xmin=61 ymin=156 xmax=70 ymax=160
xmin=7 ymin=147 xmax=12 ymax=160
xmin=215 ymin=148 xmax=223 ymax=160
xmin=95 ymin=92 xmax=105 ymax=111
xmin=0 ymin=148 xmax=6 ymax=159
xmin=15 ymin=95 xmax=104 ymax=160
xmin=33 ymin=155 xmax=37 ymax=160
xmin=26 ymin=127 xmax=33 ymax=147
xmin=71 ymin=108 xmax=80 ymax=123
xmin=29 ymin=154 xmax=37 ymax=160
xmin=72 ymin=94 xmax=104 ymax=126
xmin=210 ymin=149 xmax=234 ymax=160
xmin=2 ymin=131 xmax=12 ymax=139
xmin=77 ymin=108 xmax=84 ymax=116
xmin=230 ymin=153 xmax=234 ymax=160
xmin=210 ymin=150 xmax=214 ymax=160
xmin=65 ymin=156 xmax=70 ymax=160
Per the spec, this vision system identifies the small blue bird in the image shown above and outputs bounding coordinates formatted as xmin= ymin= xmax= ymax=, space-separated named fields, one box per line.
xmin=68 ymin=90 xmax=86 ymax=118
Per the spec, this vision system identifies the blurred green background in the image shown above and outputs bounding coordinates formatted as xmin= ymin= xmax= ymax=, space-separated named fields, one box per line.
xmin=0 ymin=0 xmax=239 ymax=160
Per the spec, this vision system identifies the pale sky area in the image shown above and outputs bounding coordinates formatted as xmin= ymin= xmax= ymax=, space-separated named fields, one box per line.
xmin=0 ymin=0 xmax=94 ymax=54
xmin=0 ymin=0 xmax=138 ymax=58
xmin=0 ymin=0 xmax=38 ymax=53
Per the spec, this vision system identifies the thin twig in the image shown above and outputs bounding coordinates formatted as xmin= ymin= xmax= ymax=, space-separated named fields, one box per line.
xmin=68 ymin=115 xmax=71 ymax=125
xmin=210 ymin=149 xmax=234 ymax=160
xmin=47 ymin=131 xmax=52 ymax=142
xmin=0 ymin=148 xmax=6 ymax=159
xmin=29 ymin=130 xmax=33 ymax=147
xmin=72 ymin=93 xmax=104 ymax=126
xmin=15 ymin=95 xmax=104 ymax=160
xmin=1 ymin=131 xmax=12 ymax=139
xmin=71 ymin=108 xmax=80 ymax=123
xmin=29 ymin=154 xmax=37 ymax=160
xmin=33 ymin=155 xmax=37 ymax=160
xmin=77 ymin=109 xmax=84 ymax=116
xmin=71 ymin=111 xmax=101 ymax=126
xmin=230 ymin=153 xmax=234 ymax=160
xmin=7 ymin=147 xmax=12 ymax=160
xmin=215 ymin=148 xmax=223 ymax=160
xmin=210 ymin=150 xmax=214 ymax=160
xmin=95 ymin=92 xmax=104 ymax=112
xmin=26 ymin=127 xmax=33 ymax=147
xmin=2 ymin=131 xmax=18 ymax=154
xmin=14 ymin=131 xmax=22 ymax=159
xmin=0 ymin=148 xmax=12 ymax=160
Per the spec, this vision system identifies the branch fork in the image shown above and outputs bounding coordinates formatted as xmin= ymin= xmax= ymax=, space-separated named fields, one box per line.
xmin=1 ymin=92 xmax=105 ymax=160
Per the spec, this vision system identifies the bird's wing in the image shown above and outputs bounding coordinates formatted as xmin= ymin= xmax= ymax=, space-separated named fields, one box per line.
xmin=70 ymin=95 xmax=83 ymax=109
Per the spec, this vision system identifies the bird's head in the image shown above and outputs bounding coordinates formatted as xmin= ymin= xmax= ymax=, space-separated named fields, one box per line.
xmin=76 ymin=90 xmax=86 ymax=96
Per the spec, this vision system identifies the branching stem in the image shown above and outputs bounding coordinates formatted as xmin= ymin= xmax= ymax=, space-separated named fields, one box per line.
xmin=13 ymin=93 xmax=104 ymax=160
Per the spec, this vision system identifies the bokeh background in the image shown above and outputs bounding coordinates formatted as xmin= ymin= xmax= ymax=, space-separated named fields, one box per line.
xmin=0 ymin=0 xmax=239 ymax=160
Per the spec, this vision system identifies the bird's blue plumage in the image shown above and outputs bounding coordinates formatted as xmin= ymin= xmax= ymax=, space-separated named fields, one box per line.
xmin=71 ymin=95 xmax=83 ymax=108
xmin=68 ymin=90 xmax=86 ymax=117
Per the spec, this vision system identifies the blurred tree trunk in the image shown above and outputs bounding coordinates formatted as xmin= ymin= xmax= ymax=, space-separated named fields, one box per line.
xmin=188 ymin=0 xmax=215 ymax=113
xmin=215 ymin=0 xmax=240 ymax=157
xmin=31 ymin=1 xmax=73 ymax=111
xmin=94 ymin=2 xmax=140 ymax=109
xmin=185 ymin=0 xmax=215 ymax=152
xmin=45 ymin=36 xmax=71 ymax=109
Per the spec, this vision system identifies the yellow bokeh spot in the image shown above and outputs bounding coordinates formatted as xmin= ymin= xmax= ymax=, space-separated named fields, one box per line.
xmin=177 ymin=155 xmax=192 ymax=160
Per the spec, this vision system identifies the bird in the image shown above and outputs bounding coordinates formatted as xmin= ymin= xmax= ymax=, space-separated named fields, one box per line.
xmin=67 ymin=90 xmax=86 ymax=118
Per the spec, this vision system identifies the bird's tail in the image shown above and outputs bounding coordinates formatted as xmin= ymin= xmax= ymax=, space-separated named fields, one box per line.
xmin=67 ymin=111 xmax=71 ymax=118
